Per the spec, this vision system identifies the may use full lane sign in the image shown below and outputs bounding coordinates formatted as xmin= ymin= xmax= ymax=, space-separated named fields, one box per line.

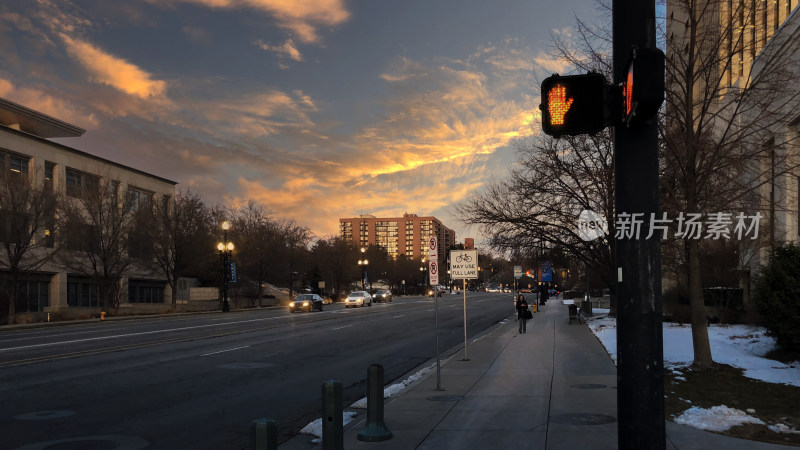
xmin=449 ymin=250 xmax=478 ymax=279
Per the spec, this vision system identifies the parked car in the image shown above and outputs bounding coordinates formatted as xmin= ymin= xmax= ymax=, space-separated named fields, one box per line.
xmin=548 ymin=289 xmax=561 ymax=298
xmin=289 ymin=293 xmax=324 ymax=312
xmin=344 ymin=291 xmax=372 ymax=308
xmin=373 ymin=289 xmax=393 ymax=303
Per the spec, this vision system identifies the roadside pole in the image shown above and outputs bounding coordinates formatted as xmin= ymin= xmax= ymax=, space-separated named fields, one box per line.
xmin=462 ymin=279 xmax=468 ymax=361
xmin=428 ymin=237 xmax=443 ymax=391
xmin=449 ymin=249 xmax=478 ymax=362
xmin=613 ymin=0 xmax=665 ymax=448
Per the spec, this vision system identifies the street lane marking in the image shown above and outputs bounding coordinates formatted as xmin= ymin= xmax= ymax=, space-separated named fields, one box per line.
xmin=0 ymin=316 xmax=285 ymax=352
xmin=392 ymin=315 xmax=405 ymax=319
xmin=331 ymin=325 xmax=352 ymax=330
xmin=201 ymin=345 xmax=250 ymax=356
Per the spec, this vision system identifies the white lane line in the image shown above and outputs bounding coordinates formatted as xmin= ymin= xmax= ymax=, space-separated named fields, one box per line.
xmin=201 ymin=345 xmax=250 ymax=356
xmin=0 ymin=316 xmax=285 ymax=352
xmin=392 ymin=315 xmax=405 ymax=319
xmin=331 ymin=325 xmax=352 ymax=331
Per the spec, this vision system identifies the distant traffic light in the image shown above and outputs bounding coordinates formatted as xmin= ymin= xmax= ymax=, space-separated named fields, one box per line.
xmin=540 ymin=73 xmax=608 ymax=137
xmin=622 ymin=47 xmax=665 ymax=127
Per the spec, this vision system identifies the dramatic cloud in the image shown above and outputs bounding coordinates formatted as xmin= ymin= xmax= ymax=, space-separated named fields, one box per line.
xmin=159 ymin=0 xmax=350 ymax=43
xmin=60 ymin=34 xmax=167 ymax=100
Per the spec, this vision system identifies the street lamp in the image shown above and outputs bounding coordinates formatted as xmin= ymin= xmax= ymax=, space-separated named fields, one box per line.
xmin=358 ymin=247 xmax=369 ymax=290
xmin=217 ymin=221 xmax=235 ymax=312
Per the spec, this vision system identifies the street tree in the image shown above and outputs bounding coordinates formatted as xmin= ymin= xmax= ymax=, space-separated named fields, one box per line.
xmin=0 ymin=171 xmax=59 ymax=324
xmin=228 ymin=200 xmax=282 ymax=307
xmin=663 ymin=0 xmax=800 ymax=367
xmin=133 ymin=189 xmax=214 ymax=308
xmin=57 ymin=178 xmax=137 ymax=311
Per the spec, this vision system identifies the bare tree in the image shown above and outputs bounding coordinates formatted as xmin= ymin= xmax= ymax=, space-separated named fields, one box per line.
xmin=57 ymin=178 xmax=135 ymax=311
xmin=0 ymin=172 xmax=58 ymax=324
xmin=134 ymin=189 xmax=214 ymax=308
xmin=663 ymin=0 xmax=800 ymax=368
xmin=456 ymin=130 xmax=616 ymax=305
xmin=228 ymin=200 xmax=282 ymax=306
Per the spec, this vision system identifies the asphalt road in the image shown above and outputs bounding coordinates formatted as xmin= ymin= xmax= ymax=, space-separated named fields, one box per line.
xmin=0 ymin=291 xmax=515 ymax=449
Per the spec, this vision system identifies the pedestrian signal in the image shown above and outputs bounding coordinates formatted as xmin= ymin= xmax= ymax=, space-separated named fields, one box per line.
xmin=622 ymin=47 xmax=665 ymax=127
xmin=540 ymin=73 xmax=608 ymax=137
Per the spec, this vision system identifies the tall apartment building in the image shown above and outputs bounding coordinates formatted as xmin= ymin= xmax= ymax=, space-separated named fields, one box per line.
xmin=0 ymin=97 xmax=177 ymax=319
xmin=339 ymin=213 xmax=456 ymax=262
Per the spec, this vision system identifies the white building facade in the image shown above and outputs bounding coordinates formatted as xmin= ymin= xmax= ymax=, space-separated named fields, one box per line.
xmin=0 ymin=97 xmax=177 ymax=319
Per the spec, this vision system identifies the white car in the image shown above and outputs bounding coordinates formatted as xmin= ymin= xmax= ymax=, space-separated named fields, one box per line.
xmin=344 ymin=291 xmax=372 ymax=308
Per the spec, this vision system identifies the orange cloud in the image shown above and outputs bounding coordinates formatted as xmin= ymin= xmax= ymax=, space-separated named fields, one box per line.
xmin=255 ymin=39 xmax=303 ymax=62
xmin=0 ymin=78 xmax=99 ymax=129
xmin=159 ymin=0 xmax=350 ymax=43
xmin=60 ymin=34 xmax=167 ymax=100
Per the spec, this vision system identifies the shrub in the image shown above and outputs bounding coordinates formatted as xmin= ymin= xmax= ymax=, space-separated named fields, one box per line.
xmin=753 ymin=244 xmax=800 ymax=350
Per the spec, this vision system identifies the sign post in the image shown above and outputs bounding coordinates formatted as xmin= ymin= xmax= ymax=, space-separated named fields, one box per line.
xmin=450 ymin=250 xmax=478 ymax=361
xmin=428 ymin=237 xmax=443 ymax=390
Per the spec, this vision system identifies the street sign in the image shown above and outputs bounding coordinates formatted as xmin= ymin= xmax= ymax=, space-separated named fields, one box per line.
xmin=450 ymin=250 xmax=478 ymax=279
xmin=428 ymin=236 xmax=438 ymax=260
xmin=429 ymin=260 xmax=439 ymax=285
xmin=514 ymin=265 xmax=522 ymax=279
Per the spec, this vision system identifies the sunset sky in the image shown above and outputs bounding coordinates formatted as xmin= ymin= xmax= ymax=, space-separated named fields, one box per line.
xmin=0 ymin=0 xmax=604 ymax=244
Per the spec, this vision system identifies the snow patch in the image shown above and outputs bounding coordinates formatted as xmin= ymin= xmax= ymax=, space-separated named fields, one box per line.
xmin=674 ymin=406 xmax=764 ymax=432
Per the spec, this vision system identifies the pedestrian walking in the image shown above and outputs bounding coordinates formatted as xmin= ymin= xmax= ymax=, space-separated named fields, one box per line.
xmin=516 ymin=294 xmax=529 ymax=334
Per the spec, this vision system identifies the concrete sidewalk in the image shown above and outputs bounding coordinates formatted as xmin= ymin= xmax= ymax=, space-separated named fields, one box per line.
xmin=281 ymin=300 xmax=793 ymax=449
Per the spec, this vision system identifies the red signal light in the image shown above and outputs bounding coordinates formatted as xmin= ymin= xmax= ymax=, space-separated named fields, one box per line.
xmin=622 ymin=47 xmax=665 ymax=127
xmin=540 ymin=73 xmax=608 ymax=137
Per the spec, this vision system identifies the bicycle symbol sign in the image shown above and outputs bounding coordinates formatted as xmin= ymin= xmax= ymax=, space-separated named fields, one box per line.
xmin=449 ymin=250 xmax=478 ymax=279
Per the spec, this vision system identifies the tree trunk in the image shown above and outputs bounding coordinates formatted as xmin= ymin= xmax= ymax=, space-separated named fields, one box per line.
xmin=687 ymin=239 xmax=714 ymax=368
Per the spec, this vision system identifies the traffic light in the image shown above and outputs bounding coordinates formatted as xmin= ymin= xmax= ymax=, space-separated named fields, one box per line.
xmin=540 ymin=73 xmax=608 ymax=137
xmin=622 ymin=47 xmax=665 ymax=127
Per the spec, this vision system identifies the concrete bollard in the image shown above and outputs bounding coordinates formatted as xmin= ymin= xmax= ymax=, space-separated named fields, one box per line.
xmin=357 ymin=364 xmax=393 ymax=442
xmin=322 ymin=380 xmax=344 ymax=450
xmin=249 ymin=418 xmax=277 ymax=450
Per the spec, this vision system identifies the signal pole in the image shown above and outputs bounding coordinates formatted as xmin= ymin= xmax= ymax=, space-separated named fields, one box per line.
xmin=613 ymin=1 xmax=665 ymax=449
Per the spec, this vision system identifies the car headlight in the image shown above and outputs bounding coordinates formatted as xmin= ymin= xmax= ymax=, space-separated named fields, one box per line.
xmin=303 ymin=301 xmax=310 ymax=306
xmin=289 ymin=302 xmax=295 ymax=307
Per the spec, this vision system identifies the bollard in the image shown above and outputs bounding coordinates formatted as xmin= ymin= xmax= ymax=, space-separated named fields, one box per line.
xmin=47 ymin=313 xmax=51 ymax=322
xmin=357 ymin=364 xmax=393 ymax=442
xmin=250 ymin=418 xmax=277 ymax=450
xmin=100 ymin=311 xmax=106 ymax=321
xmin=322 ymin=380 xmax=344 ymax=450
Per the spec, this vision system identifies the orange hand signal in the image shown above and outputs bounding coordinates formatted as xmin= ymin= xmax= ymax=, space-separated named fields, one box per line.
xmin=547 ymin=84 xmax=573 ymax=125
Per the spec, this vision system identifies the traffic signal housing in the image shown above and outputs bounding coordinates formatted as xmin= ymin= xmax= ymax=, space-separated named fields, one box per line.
xmin=540 ymin=73 xmax=608 ymax=137
xmin=622 ymin=47 xmax=665 ymax=127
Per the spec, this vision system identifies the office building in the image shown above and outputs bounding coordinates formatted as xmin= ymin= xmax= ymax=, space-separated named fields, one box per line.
xmin=0 ymin=97 xmax=176 ymax=319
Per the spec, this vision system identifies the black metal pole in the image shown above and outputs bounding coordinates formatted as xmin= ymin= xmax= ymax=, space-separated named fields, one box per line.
xmin=613 ymin=1 xmax=665 ymax=448
xmin=222 ymin=251 xmax=230 ymax=312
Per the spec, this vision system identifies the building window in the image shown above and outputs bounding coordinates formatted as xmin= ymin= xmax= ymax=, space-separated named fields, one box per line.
xmin=127 ymin=186 xmax=153 ymax=212
xmin=67 ymin=279 xmax=100 ymax=307
xmin=65 ymin=168 xmax=98 ymax=200
xmin=129 ymin=280 xmax=165 ymax=304
xmin=44 ymin=161 xmax=55 ymax=190
xmin=18 ymin=279 xmax=50 ymax=312
xmin=9 ymin=153 xmax=29 ymax=176
xmin=0 ymin=149 xmax=30 ymax=179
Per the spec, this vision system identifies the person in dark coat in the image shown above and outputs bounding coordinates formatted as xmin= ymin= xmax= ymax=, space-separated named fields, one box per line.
xmin=516 ymin=294 xmax=529 ymax=334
